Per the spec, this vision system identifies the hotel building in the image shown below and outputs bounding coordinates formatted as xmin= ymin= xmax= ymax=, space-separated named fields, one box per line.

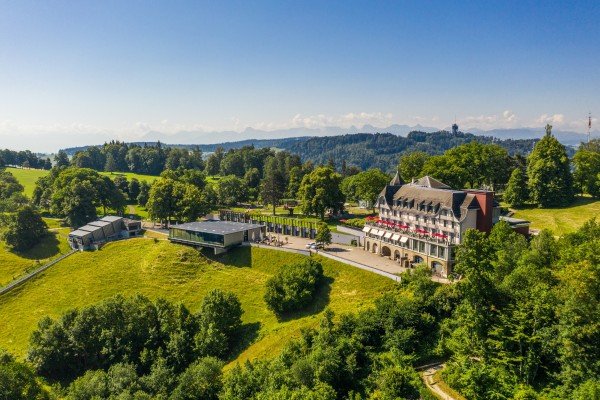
xmin=363 ymin=174 xmax=507 ymax=277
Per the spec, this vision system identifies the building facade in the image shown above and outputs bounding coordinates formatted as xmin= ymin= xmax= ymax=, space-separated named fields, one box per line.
xmin=363 ymin=175 xmax=502 ymax=277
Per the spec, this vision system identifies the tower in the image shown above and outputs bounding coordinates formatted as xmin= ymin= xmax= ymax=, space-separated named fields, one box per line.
xmin=452 ymin=123 xmax=459 ymax=135
xmin=588 ymin=112 xmax=592 ymax=143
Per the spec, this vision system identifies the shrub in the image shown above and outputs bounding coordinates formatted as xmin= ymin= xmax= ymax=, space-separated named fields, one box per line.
xmin=264 ymin=260 xmax=324 ymax=314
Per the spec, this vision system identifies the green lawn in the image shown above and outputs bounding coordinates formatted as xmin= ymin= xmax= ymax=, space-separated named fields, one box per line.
xmin=0 ymin=228 xmax=71 ymax=287
xmin=5 ymin=167 xmax=49 ymax=197
xmin=507 ymin=197 xmax=600 ymax=236
xmin=99 ymin=171 xmax=159 ymax=184
xmin=0 ymin=240 xmax=395 ymax=364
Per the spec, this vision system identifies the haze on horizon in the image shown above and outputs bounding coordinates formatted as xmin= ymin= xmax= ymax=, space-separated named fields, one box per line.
xmin=1 ymin=0 xmax=599 ymax=152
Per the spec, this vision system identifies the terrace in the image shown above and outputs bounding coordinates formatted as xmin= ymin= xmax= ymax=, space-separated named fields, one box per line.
xmin=363 ymin=216 xmax=451 ymax=245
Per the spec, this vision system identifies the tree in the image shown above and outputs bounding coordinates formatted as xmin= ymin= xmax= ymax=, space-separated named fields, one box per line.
xmin=315 ymin=222 xmax=332 ymax=248
xmin=215 ymin=175 xmax=247 ymax=206
xmin=260 ymin=157 xmax=286 ymax=214
xmin=170 ymin=358 xmax=223 ymax=400
xmin=113 ymin=175 xmax=129 ymax=196
xmin=146 ymin=179 xmax=178 ymax=225
xmin=527 ymin=125 xmax=574 ymax=207
xmin=1 ymin=206 xmax=48 ymax=251
xmin=54 ymin=150 xmax=70 ymax=168
xmin=137 ymin=181 xmax=151 ymax=207
xmin=398 ymin=151 xmax=429 ymax=182
xmin=0 ymin=171 xmax=24 ymax=200
xmin=0 ymin=351 xmax=50 ymax=400
xmin=55 ymin=179 xmax=98 ymax=227
xmin=205 ymin=147 xmax=224 ymax=176
xmin=573 ymin=139 xmax=600 ymax=197
xmin=352 ymin=169 xmax=390 ymax=212
xmin=264 ymin=260 xmax=324 ymax=314
xmin=504 ymin=168 xmax=528 ymax=207
xmin=128 ymin=178 xmax=141 ymax=202
xmin=298 ymin=167 xmax=345 ymax=220
xmin=104 ymin=153 xmax=118 ymax=172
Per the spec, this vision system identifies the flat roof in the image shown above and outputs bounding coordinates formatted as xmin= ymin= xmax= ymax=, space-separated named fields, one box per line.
xmin=170 ymin=220 xmax=264 ymax=235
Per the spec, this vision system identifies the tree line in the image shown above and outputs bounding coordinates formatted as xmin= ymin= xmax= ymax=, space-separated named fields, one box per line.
xmin=281 ymin=131 xmax=545 ymax=173
xmin=0 ymin=148 xmax=52 ymax=169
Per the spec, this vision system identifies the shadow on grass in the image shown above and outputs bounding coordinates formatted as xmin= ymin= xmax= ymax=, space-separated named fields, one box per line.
xmin=14 ymin=232 xmax=61 ymax=260
xmin=205 ymin=246 xmax=252 ymax=268
xmin=227 ymin=321 xmax=261 ymax=362
xmin=275 ymin=276 xmax=334 ymax=323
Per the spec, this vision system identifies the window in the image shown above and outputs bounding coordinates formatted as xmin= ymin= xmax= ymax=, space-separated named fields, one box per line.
xmin=418 ymin=241 xmax=425 ymax=253
xmin=438 ymin=247 xmax=446 ymax=259
xmin=429 ymin=244 xmax=437 ymax=256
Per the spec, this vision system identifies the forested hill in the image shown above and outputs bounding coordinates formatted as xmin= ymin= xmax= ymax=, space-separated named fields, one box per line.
xmin=62 ymin=131 xmax=545 ymax=173
xmin=276 ymin=131 xmax=541 ymax=172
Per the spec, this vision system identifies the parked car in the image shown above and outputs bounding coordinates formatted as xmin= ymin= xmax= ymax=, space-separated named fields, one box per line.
xmin=305 ymin=242 xmax=316 ymax=249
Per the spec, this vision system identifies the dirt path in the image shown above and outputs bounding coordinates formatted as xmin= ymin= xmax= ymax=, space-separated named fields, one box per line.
xmin=422 ymin=364 xmax=460 ymax=400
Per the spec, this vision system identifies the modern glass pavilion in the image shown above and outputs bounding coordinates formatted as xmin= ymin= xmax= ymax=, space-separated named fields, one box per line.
xmin=168 ymin=220 xmax=265 ymax=254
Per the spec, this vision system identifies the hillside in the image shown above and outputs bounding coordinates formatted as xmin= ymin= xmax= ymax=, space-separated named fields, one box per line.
xmin=0 ymin=228 xmax=71 ymax=287
xmin=0 ymin=239 xmax=394 ymax=363
xmin=508 ymin=197 xmax=600 ymax=236
xmin=277 ymin=131 xmax=542 ymax=172
xmin=61 ymin=131 xmax=542 ymax=174
xmin=5 ymin=167 xmax=49 ymax=197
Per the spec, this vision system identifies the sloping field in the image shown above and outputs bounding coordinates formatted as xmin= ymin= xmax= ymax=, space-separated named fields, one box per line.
xmin=5 ymin=167 xmax=49 ymax=197
xmin=0 ymin=228 xmax=71 ymax=287
xmin=0 ymin=239 xmax=394 ymax=364
xmin=508 ymin=197 xmax=600 ymax=236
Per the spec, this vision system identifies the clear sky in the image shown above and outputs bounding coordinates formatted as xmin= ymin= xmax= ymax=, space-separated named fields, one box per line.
xmin=1 ymin=0 xmax=599 ymax=150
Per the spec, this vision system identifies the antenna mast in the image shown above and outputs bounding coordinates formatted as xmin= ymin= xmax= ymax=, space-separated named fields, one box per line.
xmin=588 ymin=112 xmax=592 ymax=143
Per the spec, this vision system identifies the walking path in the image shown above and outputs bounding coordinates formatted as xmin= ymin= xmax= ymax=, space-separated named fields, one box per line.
xmin=0 ymin=250 xmax=77 ymax=296
xmin=420 ymin=363 xmax=462 ymax=400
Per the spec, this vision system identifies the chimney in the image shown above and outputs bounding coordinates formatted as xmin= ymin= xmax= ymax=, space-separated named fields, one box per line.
xmin=465 ymin=190 xmax=494 ymax=233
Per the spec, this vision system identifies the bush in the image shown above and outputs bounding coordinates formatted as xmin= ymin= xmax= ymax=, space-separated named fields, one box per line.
xmin=264 ymin=260 xmax=324 ymax=314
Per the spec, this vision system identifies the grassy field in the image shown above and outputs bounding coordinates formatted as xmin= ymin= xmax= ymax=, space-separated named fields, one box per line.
xmin=507 ymin=197 xmax=600 ymax=236
xmin=5 ymin=167 xmax=49 ymax=197
xmin=0 ymin=228 xmax=71 ymax=287
xmin=0 ymin=239 xmax=395 ymax=364
xmin=99 ymin=171 xmax=159 ymax=184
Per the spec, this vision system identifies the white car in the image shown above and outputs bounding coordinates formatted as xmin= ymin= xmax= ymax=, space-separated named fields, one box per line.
xmin=305 ymin=242 xmax=316 ymax=249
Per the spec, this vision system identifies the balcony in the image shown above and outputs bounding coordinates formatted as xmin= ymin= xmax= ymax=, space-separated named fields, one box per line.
xmin=364 ymin=220 xmax=452 ymax=245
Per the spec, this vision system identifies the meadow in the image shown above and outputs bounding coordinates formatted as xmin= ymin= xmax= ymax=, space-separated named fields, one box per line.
xmin=0 ymin=228 xmax=71 ymax=287
xmin=5 ymin=167 xmax=49 ymax=197
xmin=507 ymin=196 xmax=600 ymax=236
xmin=0 ymin=239 xmax=395 ymax=365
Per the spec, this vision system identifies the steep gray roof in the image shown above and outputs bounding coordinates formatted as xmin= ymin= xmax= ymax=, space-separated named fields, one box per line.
xmin=390 ymin=176 xmax=479 ymax=220
xmin=413 ymin=176 xmax=451 ymax=189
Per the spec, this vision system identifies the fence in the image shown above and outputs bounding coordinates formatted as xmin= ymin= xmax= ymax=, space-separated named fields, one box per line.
xmin=0 ymin=250 xmax=77 ymax=296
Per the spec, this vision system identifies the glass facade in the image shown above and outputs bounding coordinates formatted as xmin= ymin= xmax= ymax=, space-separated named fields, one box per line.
xmin=169 ymin=228 xmax=225 ymax=246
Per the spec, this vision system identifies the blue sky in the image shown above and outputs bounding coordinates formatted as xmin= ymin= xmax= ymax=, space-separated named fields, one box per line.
xmin=0 ymin=0 xmax=599 ymax=149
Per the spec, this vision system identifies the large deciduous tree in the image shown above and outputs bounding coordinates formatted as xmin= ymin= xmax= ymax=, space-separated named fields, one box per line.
xmin=398 ymin=151 xmax=429 ymax=182
xmin=1 ymin=206 xmax=48 ymax=251
xmin=527 ymin=125 xmax=574 ymax=207
xmin=572 ymin=139 xmax=600 ymax=197
xmin=298 ymin=166 xmax=344 ymax=220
